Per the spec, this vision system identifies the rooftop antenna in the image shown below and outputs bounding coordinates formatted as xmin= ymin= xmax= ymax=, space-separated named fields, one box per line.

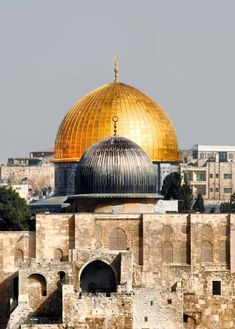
xmin=114 ymin=55 xmax=119 ymax=82
xmin=112 ymin=116 xmax=119 ymax=136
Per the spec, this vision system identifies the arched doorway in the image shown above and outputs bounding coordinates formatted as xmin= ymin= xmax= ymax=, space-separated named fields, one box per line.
xmin=80 ymin=260 xmax=116 ymax=294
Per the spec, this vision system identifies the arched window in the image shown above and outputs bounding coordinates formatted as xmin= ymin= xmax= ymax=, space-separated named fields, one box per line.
xmin=109 ymin=228 xmax=127 ymax=250
xmin=28 ymin=274 xmax=47 ymax=296
xmin=163 ymin=242 xmax=173 ymax=263
xmin=14 ymin=249 xmax=24 ymax=267
xmin=54 ymin=248 xmax=63 ymax=261
xmin=201 ymin=241 xmax=213 ymax=263
xmin=219 ymin=241 xmax=227 ymax=263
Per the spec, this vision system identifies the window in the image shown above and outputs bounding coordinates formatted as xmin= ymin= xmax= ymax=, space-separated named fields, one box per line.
xmin=224 ymin=188 xmax=232 ymax=194
xmin=219 ymin=152 xmax=227 ymax=161
xmin=212 ymin=281 xmax=221 ymax=295
xmin=209 ymin=174 xmax=213 ymax=178
xmin=109 ymin=228 xmax=127 ymax=250
xmin=195 ymin=172 xmax=206 ymax=181
xmin=184 ymin=172 xmax=193 ymax=181
xmin=224 ymin=174 xmax=232 ymax=179
xmin=216 ymin=174 xmax=219 ymax=178
xmin=210 ymin=188 xmax=213 ymax=192
xmin=163 ymin=242 xmax=173 ymax=263
xmin=201 ymin=241 xmax=213 ymax=262
xmin=215 ymin=188 xmax=219 ymax=192
xmin=219 ymin=241 xmax=227 ymax=263
xmin=195 ymin=186 xmax=206 ymax=195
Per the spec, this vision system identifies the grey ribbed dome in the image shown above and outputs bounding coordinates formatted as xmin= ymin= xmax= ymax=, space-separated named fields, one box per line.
xmin=75 ymin=136 xmax=157 ymax=194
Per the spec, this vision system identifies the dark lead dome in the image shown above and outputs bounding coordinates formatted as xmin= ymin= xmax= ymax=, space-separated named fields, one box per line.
xmin=76 ymin=136 xmax=157 ymax=194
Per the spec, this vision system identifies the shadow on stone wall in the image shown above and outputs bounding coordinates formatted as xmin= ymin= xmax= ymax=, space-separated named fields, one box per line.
xmin=0 ymin=272 xmax=18 ymax=329
xmin=26 ymin=284 xmax=62 ymax=325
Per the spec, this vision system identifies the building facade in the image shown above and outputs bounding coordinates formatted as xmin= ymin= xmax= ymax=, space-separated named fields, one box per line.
xmin=181 ymin=145 xmax=235 ymax=202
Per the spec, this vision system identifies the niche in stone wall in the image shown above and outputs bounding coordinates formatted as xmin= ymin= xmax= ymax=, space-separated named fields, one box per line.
xmin=109 ymin=228 xmax=127 ymax=250
xmin=14 ymin=249 xmax=24 ymax=267
xmin=28 ymin=274 xmax=47 ymax=297
xmin=163 ymin=241 xmax=173 ymax=263
xmin=80 ymin=260 xmax=117 ymax=294
xmin=201 ymin=241 xmax=213 ymax=263
xmin=54 ymin=248 xmax=63 ymax=261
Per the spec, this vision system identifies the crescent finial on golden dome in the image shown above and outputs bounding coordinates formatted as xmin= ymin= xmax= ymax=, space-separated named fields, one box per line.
xmin=114 ymin=55 xmax=119 ymax=82
xmin=112 ymin=116 xmax=119 ymax=136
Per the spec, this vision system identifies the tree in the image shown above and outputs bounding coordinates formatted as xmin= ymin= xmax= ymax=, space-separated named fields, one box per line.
xmin=220 ymin=192 xmax=235 ymax=213
xmin=161 ymin=172 xmax=193 ymax=213
xmin=0 ymin=186 xmax=32 ymax=231
xmin=193 ymin=193 xmax=205 ymax=213
xmin=161 ymin=172 xmax=182 ymax=200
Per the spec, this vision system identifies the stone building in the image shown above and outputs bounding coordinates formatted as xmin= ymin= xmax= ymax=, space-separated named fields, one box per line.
xmin=0 ymin=162 xmax=54 ymax=199
xmin=180 ymin=146 xmax=235 ymax=203
xmin=1 ymin=67 xmax=235 ymax=329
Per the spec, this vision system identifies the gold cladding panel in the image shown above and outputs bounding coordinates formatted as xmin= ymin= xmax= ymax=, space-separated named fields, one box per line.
xmin=54 ymin=82 xmax=181 ymax=162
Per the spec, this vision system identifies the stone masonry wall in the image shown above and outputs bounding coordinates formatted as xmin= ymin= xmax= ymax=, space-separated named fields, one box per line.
xmin=36 ymin=213 xmax=75 ymax=261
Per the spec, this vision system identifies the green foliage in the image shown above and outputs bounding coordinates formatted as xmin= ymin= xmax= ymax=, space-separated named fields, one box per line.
xmin=220 ymin=193 xmax=235 ymax=213
xmin=193 ymin=193 xmax=205 ymax=213
xmin=161 ymin=172 xmax=193 ymax=213
xmin=0 ymin=186 xmax=32 ymax=231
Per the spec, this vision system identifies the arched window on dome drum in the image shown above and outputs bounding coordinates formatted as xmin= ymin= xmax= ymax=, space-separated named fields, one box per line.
xmin=201 ymin=241 xmax=213 ymax=263
xmin=54 ymin=248 xmax=63 ymax=262
xmin=109 ymin=228 xmax=127 ymax=250
xmin=14 ymin=249 xmax=24 ymax=267
xmin=163 ymin=242 xmax=173 ymax=263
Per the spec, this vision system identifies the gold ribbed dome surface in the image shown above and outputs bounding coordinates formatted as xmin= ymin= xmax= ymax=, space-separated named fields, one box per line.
xmin=54 ymin=82 xmax=181 ymax=162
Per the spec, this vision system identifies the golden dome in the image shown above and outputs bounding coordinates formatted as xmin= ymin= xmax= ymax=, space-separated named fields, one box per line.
xmin=54 ymin=81 xmax=181 ymax=163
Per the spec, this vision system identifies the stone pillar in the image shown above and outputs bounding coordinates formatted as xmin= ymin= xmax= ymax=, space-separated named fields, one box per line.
xmin=230 ymin=214 xmax=235 ymax=273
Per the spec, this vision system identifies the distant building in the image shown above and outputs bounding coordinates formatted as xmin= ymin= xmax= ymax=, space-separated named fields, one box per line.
xmin=0 ymin=150 xmax=54 ymax=199
xmin=181 ymin=145 xmax=235 ymax=203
